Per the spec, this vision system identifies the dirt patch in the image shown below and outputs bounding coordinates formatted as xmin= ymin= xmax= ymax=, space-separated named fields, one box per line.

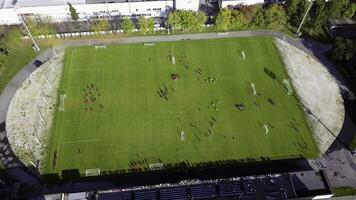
xmin=6 ymin=52 xmax=64 ymax=170
xmin=275 ymin=38 xmax=345 ymax=154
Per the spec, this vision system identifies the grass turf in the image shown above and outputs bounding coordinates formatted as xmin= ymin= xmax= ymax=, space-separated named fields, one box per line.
xmin=44 ymin=36 xmax=318 ymax=174
xmin=0 ymin=42 xmax=36 ymax=93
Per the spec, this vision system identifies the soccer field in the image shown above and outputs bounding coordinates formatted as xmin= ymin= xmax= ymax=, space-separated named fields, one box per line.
xmin=44 ymin=36 xmax=318 ymax=175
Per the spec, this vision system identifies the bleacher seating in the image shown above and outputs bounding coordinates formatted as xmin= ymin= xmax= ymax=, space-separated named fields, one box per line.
xmin=134 ymin=189 xmax=157 ymax=200
xmin=189 ymin=184 xmax=217 ymax=199
xmin=242 ymin=180 xmax=256 ymax=194
xmin=98 ymin=191 xmax=132 ymax=200
xmin=98 ymin=192 xmax=124 ymax=200
xmin=124 ymin=192 xmax=132 ymax=200
xmin=160 ymin=186 xmax=188 ymax=200
xmin=217 ymin=181 xmax=243 ymax=196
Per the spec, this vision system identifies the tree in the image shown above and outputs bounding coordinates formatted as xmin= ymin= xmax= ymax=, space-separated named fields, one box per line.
xmin=215 ymin=9 xmax=233 ymax=31
xmin=344 ymin=3 xmax=356 ymax=19
xmin=307 ymin=0 xmax=327 ymax=28
xmin=240 ymin=5 xmax=254 ymax=27
xmin=147 ymin=18 xmax=155 ymax=34
xmin=168 ymin=10 xmax=207 ymax=32
xmin=264 ymin=4 xmax=287 ymax=30
xmin=168 ymin=12 xmax=181 ymax=32
xmin=138 ymin=16 xmax=155 ymax=34
xmin=194 ymin=11 xmax=208 ymax=32
xmin=231 ymin=10 xmax=246 ymax=30
xmin=68 ymin=2 xmax=79 ymax=21
xmin=91 ymin=18 xmax=110 ymax=35
xmin=327 ymin=0 xmax=349 ymax=19
xmin=26 ymin=16 xmax=56 ymax=37
xmin=121 ymin=18 xmax=135 ymax=33
xmin=250 ymin=5 xmax=265 ymax=28
xmin=138 ymin=16 xmax=149 ymax=34
xmin=331 ymin=37 xmax=356 ymax=62
xmin=285 ymin=0 xmax=308 ymax=26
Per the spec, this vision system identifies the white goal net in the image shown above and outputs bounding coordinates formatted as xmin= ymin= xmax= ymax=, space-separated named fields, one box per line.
xmin=85 ymin=168 xmax=101 ymax=177
xmin=58 ymin=94 xmax=67 ymax=112
xmin=94 ymin=45 xmax=107 ymax=49
xmin=282 ymin=79 xmax=293 ymax=95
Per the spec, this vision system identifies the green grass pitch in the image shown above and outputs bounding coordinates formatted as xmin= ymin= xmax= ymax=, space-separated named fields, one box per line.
xmin=44 ymin=36 xmax=319 ymax=174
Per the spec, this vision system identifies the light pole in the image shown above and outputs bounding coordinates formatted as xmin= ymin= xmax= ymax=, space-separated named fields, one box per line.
xmin=16 ymin=9 xmax=40 ymax=52
xmin=296 ymin=0 xmax=314 ymax=37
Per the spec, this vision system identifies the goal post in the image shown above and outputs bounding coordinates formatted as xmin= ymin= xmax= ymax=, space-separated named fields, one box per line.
xmin=94 ymin=45 xmax=107 ymax=49
xmin=85 ymin=168 xmax=101 ymax=177
xmin=58 ymin=94 xmax=67 ymax=112
xmin=144 ymin=43 xmax=155 ymax=46
xmin=251 ymin=83 xmax=257 ymax=95
xmin=282 ymin=79 xmax=293 ymax=95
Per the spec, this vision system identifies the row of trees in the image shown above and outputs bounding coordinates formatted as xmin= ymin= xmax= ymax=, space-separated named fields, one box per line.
xmin=215 ymin=4 xmax=287 ymax=31
xmin=90 ymin=17 xmax=155 ymax=34
xmin=23 ymin=0 xmax=356 ymax=37
xmin=168 ymin=10 xmax=207 ymax=32
xmin=25 ymin=16 xmax=155 ymax=37
xmin=215 ymin=0 xmax=356 ymax=32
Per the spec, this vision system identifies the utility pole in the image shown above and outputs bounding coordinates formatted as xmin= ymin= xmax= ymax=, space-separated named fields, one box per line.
xmin=17 ymin=9 xmax=40 ymax=52
xmin=296 ymin=0 xmax=314 ymax=37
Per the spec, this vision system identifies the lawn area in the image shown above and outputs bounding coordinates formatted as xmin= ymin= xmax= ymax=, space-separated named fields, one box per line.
xmin=333 ymin=187 xmax=356 ymax=197
xmin=0 ymin=42 xmax=36 ymax=93
xmin=45 ymin=36 xmax=318 ymax=175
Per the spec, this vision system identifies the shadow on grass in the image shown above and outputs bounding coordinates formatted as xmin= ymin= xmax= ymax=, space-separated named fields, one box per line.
xmin=41 ymin=156 xmax=312 ymax=188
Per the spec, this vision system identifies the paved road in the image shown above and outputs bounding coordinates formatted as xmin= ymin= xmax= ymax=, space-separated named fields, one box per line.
xmin=0 ymin=30 xmax=355 ymax=198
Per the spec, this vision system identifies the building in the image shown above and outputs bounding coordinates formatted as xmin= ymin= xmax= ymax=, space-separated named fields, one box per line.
xmin=0 ymin=0 xmax=267 ymax=25
xmin=219 ymin=0 xmax=264 ymax=9
xmin=327 ymin=19 xmax=356 ymax=39
xmin=0 ymin=0 xmax=199 ymax=25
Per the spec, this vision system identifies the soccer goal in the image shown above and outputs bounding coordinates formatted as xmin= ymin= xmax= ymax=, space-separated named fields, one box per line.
xmin=94 ymin=45 xmax=107 ymax=49
xmin=144 ymin=43 xmax=155 ymax=46
xmin=282 ymin=79 xmax=293 ymax=95
xmin=149 ymin=163 xmax=163 ymax=170
xmin=85 ymin=168 xmax=101 ymax=177
xmin=58 ymin=94 xmax=67 ymax=112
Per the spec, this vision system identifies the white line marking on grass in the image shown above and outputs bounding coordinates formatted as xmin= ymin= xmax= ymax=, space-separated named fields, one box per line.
xmin=68 ymin=50 xmax=75 ymax=77
xmin=71 ymin=68 xmax=104 ymax=72
xmin=61 ymin=138 xmax=101 ymax=144
xmin=56 ymin=87 xmax=80 ymax=163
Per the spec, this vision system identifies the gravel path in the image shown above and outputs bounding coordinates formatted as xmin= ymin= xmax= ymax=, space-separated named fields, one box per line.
xmin=275 ymin=38 xmax=344 ymax=153
xmin=6 ymin=52 xmax=64 ymax=170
